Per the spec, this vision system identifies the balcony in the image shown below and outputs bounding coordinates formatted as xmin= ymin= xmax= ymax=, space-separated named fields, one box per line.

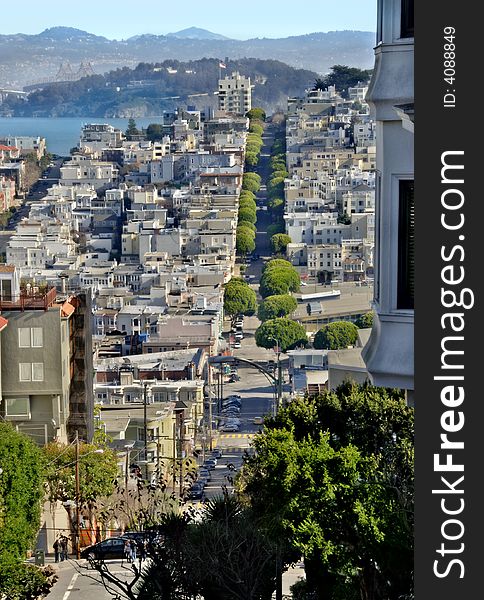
xmin=0 ymin=287 xmax=57 ymax=311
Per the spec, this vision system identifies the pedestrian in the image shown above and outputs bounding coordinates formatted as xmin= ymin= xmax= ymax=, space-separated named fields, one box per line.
xmin=129 ymin=539 xmax=137 ymax=562
xmin=140 ymin=539 xmax=148 ymax=561
xmin=53 ymin=537 xmax=60 ymax=563
xmin=59 ymin=536 xmax=68 ymax=561
xmin=124 ymin=539 xmax=131 ymax=563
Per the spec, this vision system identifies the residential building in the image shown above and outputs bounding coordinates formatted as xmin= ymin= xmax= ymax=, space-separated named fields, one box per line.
xmin=362 ymin=0 xmax=414 ymax=396
xmin=217 ymin=71 xmax=252 ymax=116
xmin=0 ymin=266 xmax=93 ymax=444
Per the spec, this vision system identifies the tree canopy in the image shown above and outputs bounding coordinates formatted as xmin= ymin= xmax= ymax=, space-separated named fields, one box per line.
xmin=255 ymin=318 xmax=307 ymax=352
xmin=240 ymin=383 xmax=414 ymax=600
xmin=238 ymin=206 xmax=257 ymax=225
xmin=270 ymin=233 xmax=292 ymax=254
xmin=313 ymin=321 xmax=359 ymax=349
xmin=223 ymin=278 xmax=257 ymax=318
xmin=258 ymin=294 xmax=297 ymax=322
xmin=246 ymin=107 xmax=266 ymax=121
xmin=0 ymin=424 xmax=48 ymax=599
xmin=236 ymin=226 xmax=256 ymax=254
xmin=42 ymin=440 xmax=119 ymax=509
xmin=355 ymin=311 xmax=374 ymax=329
xmin=259 ymin=265 xmax=300 ymax=298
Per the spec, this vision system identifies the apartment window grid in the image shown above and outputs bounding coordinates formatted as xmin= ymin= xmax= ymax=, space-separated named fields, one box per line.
xmin=19 ymin=362 xmax=44 ymax=382
xmin=18 ymin=327 xmax=43 ymax=348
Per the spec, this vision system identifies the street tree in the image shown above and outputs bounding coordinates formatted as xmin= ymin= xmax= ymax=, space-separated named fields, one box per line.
xmin=313 ymin=321 xmax=359 ymax=349
xmin=239 ymin=190 xmax=256 ymax=203
xmin=249 ymin=122 xmax=264 ymax=136
xmin=245 ymin=152 xmax=259 ymax=166
xmin=258 ymin=294 xmax=297 ymax=322
xmin=355 ymin=311 xmax=374 ymax=329
xmin=270 ymin=233 xmax=292 ymax=254
xmin=238 ymin=206 xmax=257 ymax=225
xmin=242 ymin=173 xmax=261 ymax=193
xmin=259 ymin=267 xmax=300 ymax=298
xmin=266 ymin=222 xmax=285 ymax=238
xmin=240 ymin=383 xmax=414 ymax=600
xmin=263 ymin=259 xmax=294 ymax=272
xmin=236 ymin=227 xmax=256 ymax=255
xmin=0 ymin=423 xmax=49 ymax=599
xmin=224 ymin=278 xmax=257 ymax=318
xmin=239 ymin=197 xmax=257 ymax=212
xmin=42 ymin=440 xmax=119 ymax=537
xmin=255 ymin=318 xmax=307 ymax=352
xmin=246 ymin=107 xmax=266 ymax=121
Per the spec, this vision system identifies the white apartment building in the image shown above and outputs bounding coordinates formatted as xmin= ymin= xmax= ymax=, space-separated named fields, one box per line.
xmin=218 ymin=72 xmax=252 ymax=116
xmin=362 ymin=0 xmax=414 ymax=395
xmin=60 ymin=156 xmax=119 ymax=191
xmin=79 ymin=123 xmax=124 ymax=156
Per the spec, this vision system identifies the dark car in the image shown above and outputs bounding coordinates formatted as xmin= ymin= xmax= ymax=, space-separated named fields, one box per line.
xmin=203 ymin=459 xmax=217 ymax=470
xmin=80 ymin=537 xmax=125 ymax=560
xmin=188 ymin=483 xmax=204 ymax=500
xmin=211 ymin=449 xmax=223 ymax=459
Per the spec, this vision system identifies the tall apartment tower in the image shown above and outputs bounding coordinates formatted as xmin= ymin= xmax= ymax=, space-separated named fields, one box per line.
xmin=0 ymin=266 xmax=93 ymax=444
xmin=362 ymin=0 xmax=414 ymax=398
xmin=217 ymin=71 xmax=252 ymax=116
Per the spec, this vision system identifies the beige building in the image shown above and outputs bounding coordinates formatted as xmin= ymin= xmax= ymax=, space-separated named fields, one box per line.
xmin=218 ymin=71 xmax=252 ymax=116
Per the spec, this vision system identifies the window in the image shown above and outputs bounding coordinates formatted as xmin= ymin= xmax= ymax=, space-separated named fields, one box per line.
xmin=32 ymin=327 xmax=43 ymax=347
xmin=32 ymin=363 xmax=44 ymax=382
xmin=19 ymin=363 xmax=31 ymax=381
xmin=5 ymin=397 xmax=30 ymax=418
xmin=397 ymin=180 xmax=415 ymax=309
xmin=401 ymin=0 xmax=414 ymax=38
xmin=18 ymin=327 xmax=43 ymax=348
xmin=18 ymin=328 xmax=31 ymax=348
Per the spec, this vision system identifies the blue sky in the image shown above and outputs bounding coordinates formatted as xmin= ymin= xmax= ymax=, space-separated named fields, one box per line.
xmin=1 ymin=0 xmax=376 ymax=39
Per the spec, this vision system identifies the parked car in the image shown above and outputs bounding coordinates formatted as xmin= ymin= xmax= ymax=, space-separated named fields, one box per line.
xmin=253 ymin=416 xmax=264 ymax=425
xmin=234 ymin=332 xmax=243 ymax=340
xmin=198 ymin=468 xmax=211 ymax=481
xmin=80 ymin=537 xmax=125 ymax=560
xmin=228 ymin=373 xmax=240 ymax=382
xmin=233 ymin=341 xmax=241 ymax=349
xmin=211 ymin=449 xmax=223 ymax=459
xmin=222 ymin=424 xmax=240 ymax=432
xmin=203 ymin=459 xmax=217 ymax=469
xmin=188 ymin=483 xmax=204 ymax=500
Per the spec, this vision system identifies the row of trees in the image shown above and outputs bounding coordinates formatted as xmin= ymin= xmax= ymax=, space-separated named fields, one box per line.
xmin=245 ymin=108 xmax=266 ymax=168
xmin=236 ymin=173 xmax=262 ymax=255
xmin=266 ymin=124 xmax=288 ymax=253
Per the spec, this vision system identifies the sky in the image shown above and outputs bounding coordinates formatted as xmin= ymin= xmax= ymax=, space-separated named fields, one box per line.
xmin=0 ymin=0 xmax=376 ymax=39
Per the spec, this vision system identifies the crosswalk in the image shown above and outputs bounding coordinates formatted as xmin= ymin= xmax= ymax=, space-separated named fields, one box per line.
xmin=218 ymin=433 xmax=256 ymax=439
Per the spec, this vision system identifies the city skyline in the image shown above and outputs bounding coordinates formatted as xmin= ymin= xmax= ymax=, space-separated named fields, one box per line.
xmin=0 ymin=0 xmax=376 ymax=40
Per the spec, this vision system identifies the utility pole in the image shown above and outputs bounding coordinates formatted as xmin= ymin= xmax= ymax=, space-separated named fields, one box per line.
xmin=143 ymin=382 xmax=148 ymax=479
xmin=207 ymin=354 xmax=213 ymax=451
xmin=75 ymin=430 xmax=80 ymax=559
xmin=172 ymin=421 xmax=176 ymax=495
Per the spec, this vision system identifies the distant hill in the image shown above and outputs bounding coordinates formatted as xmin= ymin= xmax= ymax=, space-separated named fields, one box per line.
xmin=0 ymin=27 xmax=374 ymax=89
xmin=166 ymin=27 xmax=231 ymax=41
xmin=1 ymin=58 xmax=325 ymax=118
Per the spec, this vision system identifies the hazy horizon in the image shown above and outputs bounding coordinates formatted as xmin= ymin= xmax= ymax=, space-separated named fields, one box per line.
xmin=0 ymin=0 xmax=376 ymax=40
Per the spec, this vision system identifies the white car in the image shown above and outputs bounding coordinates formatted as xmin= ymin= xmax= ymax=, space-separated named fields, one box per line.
xmin=300 ymin=281 xmax=308 ymax=286
xmin=233 ymin=341 xmax=241 ymax=349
